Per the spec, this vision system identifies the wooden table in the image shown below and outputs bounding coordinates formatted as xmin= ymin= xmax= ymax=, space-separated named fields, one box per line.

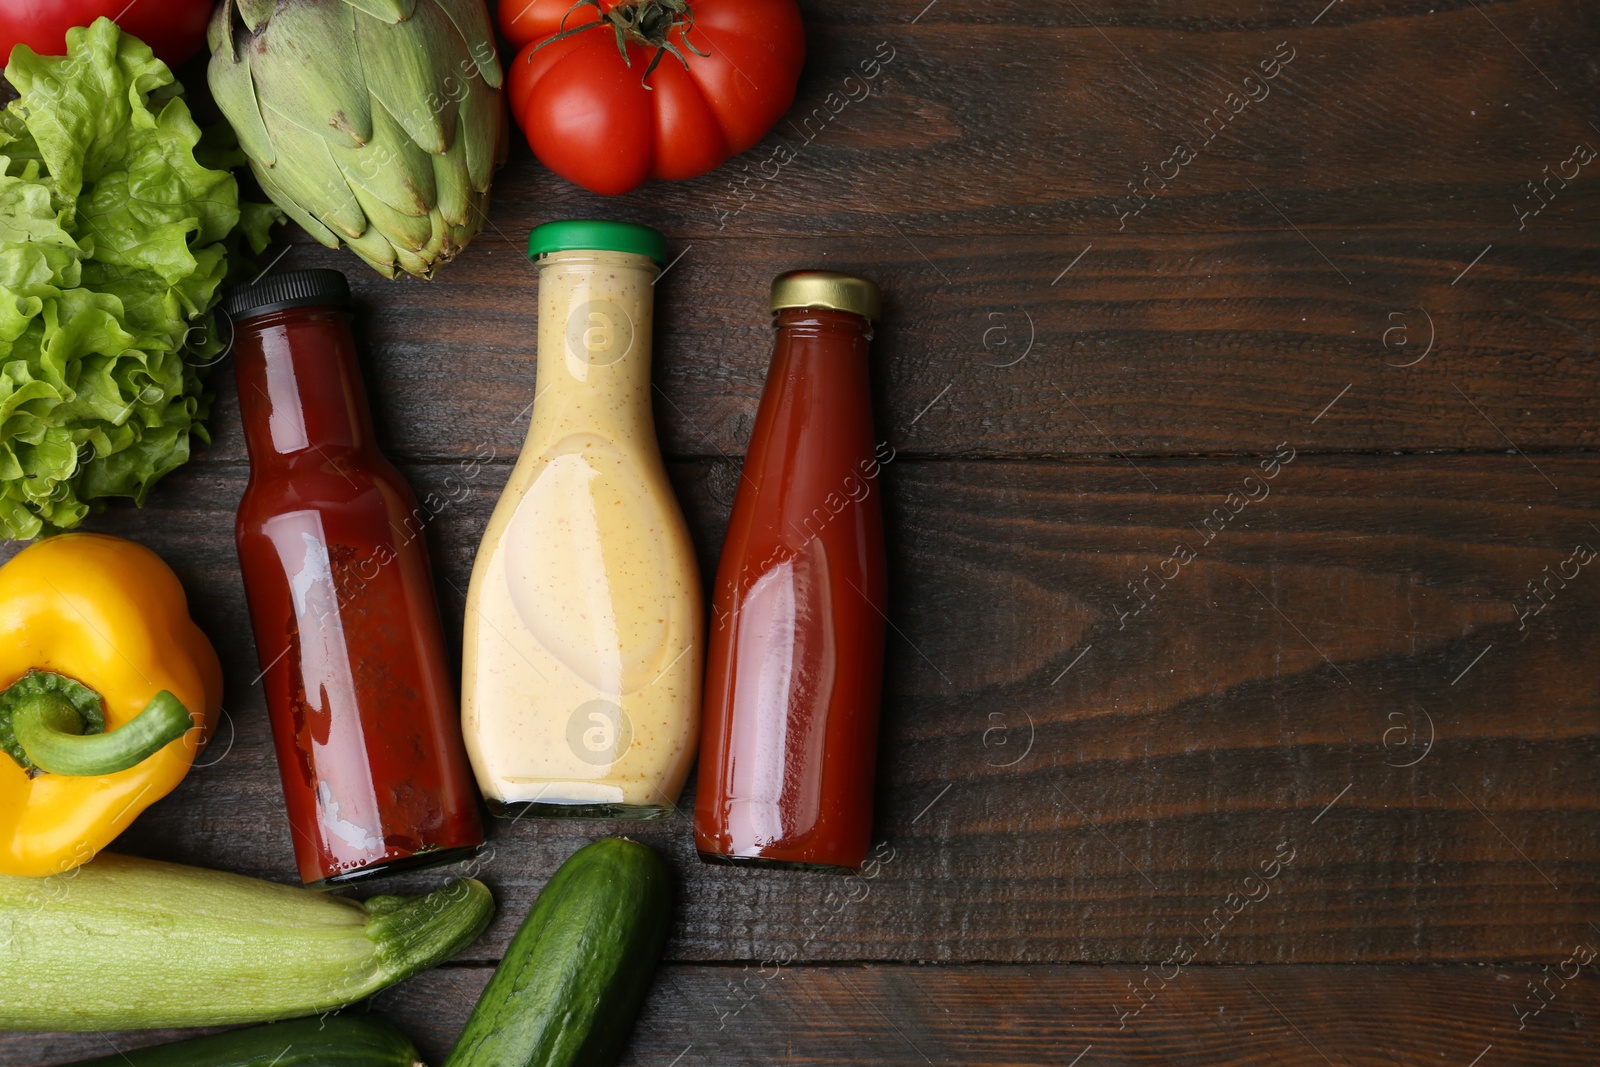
xmin=6 ymin=1 xmax=1599 ymax=1063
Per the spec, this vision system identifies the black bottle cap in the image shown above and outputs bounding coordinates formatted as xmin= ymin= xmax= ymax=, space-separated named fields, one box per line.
xmin=222 ymin=269 xmax=350 ymax=321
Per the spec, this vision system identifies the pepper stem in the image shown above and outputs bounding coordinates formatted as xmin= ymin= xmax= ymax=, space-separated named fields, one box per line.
xmin=1 ymin=671 xmax=193 ymax=777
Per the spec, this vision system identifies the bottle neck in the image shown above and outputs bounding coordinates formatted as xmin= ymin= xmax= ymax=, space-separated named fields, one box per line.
xmin=773 ymin=307 xmax=875 ymax=343
xmin=768 ymin=308 xmax=875 ymax=410
xmin=528 ymin=252 xmax=658 ymax=446
xmin=751 ymin=303 xmax=878 ymax=489
xmin=233 ymin=306 xmax=376 ymax=463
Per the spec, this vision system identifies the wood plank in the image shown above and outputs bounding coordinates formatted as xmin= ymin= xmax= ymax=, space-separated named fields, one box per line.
xmin=7 ymin=962 xmax=1598 ymax=1065
xmin=202 ymin=225 xmax=1599 ymax=466
xmin=5 ymin=452 xmax=1592 ymax=964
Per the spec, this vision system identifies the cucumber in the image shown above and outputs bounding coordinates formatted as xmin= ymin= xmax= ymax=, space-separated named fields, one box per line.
xmin=444 ymin=838 xmax=672 ymax=1067
xmin=54 ymin=1016 xmax=423 ymax=1067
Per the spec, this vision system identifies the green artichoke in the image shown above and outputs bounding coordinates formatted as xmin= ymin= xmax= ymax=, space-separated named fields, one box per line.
xmin=207 ymin=0 xmax=505 ymax=279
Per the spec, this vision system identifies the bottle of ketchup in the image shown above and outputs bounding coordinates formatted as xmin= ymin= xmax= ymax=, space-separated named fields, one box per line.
xmin=694 ymin=271 xmax=890 ymax=871
xmin=226 ymin=270 xmax=483 ymax=887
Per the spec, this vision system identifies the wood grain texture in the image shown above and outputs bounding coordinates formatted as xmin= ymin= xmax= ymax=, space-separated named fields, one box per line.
xmin=2 ymin=452 xmax=1590 ymax=966
xmin=226 ymin=226 xmax=1599 ymax=466
xmin=7 ymin=963 xmax=1597 ymax=1066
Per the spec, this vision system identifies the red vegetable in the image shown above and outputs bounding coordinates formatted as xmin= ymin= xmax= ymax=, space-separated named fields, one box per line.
xmin=1 ymin=1 xmax=211 ymax=69
xmin=502 ymin=0 xmax=805 ymax=195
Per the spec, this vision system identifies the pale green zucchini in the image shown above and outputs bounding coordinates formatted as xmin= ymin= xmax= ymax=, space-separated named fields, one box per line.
xmin=0 ymin=853 xmax=493 ymax=1031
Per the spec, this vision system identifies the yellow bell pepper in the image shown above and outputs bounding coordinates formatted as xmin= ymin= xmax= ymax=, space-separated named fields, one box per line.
xmin=0 ymin=533 xmax=222 ymax=877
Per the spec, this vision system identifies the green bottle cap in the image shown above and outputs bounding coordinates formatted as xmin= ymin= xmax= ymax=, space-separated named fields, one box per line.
xmin=526 ymin=220 xmax=669 ymax=265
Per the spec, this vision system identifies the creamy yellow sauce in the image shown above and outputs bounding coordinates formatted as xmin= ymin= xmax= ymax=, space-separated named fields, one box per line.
xmin=462 ymin=251 xmax=702 ymax=811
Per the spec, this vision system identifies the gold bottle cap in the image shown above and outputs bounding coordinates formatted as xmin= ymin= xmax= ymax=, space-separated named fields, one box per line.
xmin=770 ymin=270 xmax=882 ymax=322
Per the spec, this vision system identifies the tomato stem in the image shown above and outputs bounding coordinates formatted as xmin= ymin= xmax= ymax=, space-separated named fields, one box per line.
xmin=531 ymin=0 xmax=711 ymax=89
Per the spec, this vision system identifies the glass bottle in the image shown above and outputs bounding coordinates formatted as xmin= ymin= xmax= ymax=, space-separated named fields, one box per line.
xmin=462 ymin=221 xmax=703 ymax=819
xmin=228 ymin=269 xmax=484 ymax=887
xmin=694 ymin=271 xmax=890 ymax=871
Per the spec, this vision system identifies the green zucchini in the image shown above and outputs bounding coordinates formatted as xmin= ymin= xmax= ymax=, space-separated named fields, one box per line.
xmin=53 ymin=1015 xmax=423 ymax=1067
xmin=444 ymin=838 xmax=672 ymax=1067
xmin=0 ymin=853 xmax=493 ymax=1031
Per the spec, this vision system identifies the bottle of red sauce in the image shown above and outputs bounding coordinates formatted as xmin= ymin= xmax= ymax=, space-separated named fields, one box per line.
xmin=226 ymin=270 xmax=484 ymax=887
xmin=694 ymin=271 xmax=890 ymax=871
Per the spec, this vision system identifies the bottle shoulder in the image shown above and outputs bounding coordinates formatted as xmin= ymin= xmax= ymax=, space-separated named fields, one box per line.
xmin=239 ymin=451 xmax=417 ymax=523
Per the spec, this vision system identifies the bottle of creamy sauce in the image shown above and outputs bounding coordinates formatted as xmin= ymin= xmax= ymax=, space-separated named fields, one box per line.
xmin=463 ymin=221 xmax=702 ymax=818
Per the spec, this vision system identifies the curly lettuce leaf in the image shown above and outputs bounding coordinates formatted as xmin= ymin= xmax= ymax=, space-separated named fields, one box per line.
xmin=0 ymin=17 xmax=281 ymax=539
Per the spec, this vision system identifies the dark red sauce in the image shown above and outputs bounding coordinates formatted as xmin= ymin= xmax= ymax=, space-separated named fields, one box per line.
xmin=231 ymin=281 xmax=482 ymax=887
xmin=695 ymin=305 xmax=889 ymax=871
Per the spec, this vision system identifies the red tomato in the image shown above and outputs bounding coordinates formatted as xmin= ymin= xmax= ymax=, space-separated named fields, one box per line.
xmin=1 ymin=1 xmax=213 ymax=69
xmin=502 ymin=0 xmax=805 ymax=195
